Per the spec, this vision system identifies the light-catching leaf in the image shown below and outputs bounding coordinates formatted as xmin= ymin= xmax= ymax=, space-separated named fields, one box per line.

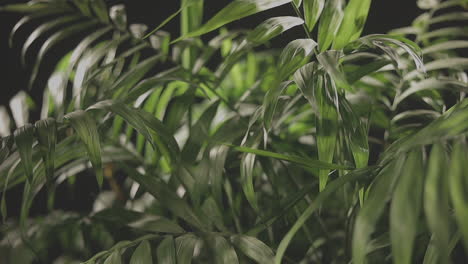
xmin=175 ymin=234 xmax=200 ymax=264
xmin=333 ymin=0 xmax=372 ymax=49
xmin=210 ymin=235 xmax=239 ymax=264
xmin=303 ymin=0 xmax=325 ymax=32
xmin=317 ymin=0 xmax=344 ymax=52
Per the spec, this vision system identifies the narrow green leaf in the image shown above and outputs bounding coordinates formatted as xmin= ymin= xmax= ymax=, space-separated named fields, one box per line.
xmin=201 ymin=196 xmax=227 ymax=231
xmin=175 ymin=234 xmax=199 ymax=264
xmin=210 ymin=235 xmax=239 ymax=264
xmin=91 ymin=0 xmax=109 ymax=23
xmin=130 ymin=240 xmax=152 ymax=264
xmin=424 ymin=143 xmax=450 ymax=264
xmin=278 ymin=39 xmax=317 ymax=79
xmin=303 ymin=0 xmax=325 ymax=32
xmin=230 ymin=235 xmax=275 ymax=264
xmin=422 ymin=40 xmax=468 ymax=54
xmin=317 ymin=50 xmax=351 ymax=91
xmin=333 ymin=0 xmax=372 ymax=49
xmin=14 ymin=124 xmax=35 ymax=182
xmin=157 ymin=236 xmax=177 ymax=264
xmin=241 ymin=152 xmax=259 ymax=211
xmin=293 ymin=0 xmax=302 ymax=8
xmin=352 ymin=156 xmax=405 ymax=264
xmin=390 ymin=150 xmax=424 ymax=264
xmin=227 ymin=144 xmax=349 ymax=169
xmin=64 ymin=110 xmax=103 ymax=187
xmin=174 ymin=0 xmax=292 ymax=42
xmin=275 ymin=167 xmax=371 ymax=264
xmin=405 ymin=58 xmax=468 ymax=80
xmin=34 ymin=118 xmax=56 ymax=183
xmin=317 ymin=0 xmax=344 ymax=52
xmin=449 ymin=141 xmax=468 ymax=253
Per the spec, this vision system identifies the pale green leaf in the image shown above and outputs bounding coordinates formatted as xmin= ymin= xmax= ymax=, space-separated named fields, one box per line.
xmin=303 ymin=0 xmax=325 ymax=32
xmin=333 ymin=0 xmax=372 ymax=49
xmin=130 ymin=240 xmax=152 ymax=264
xmin=317 ymin=0 xmax=344 ymax=52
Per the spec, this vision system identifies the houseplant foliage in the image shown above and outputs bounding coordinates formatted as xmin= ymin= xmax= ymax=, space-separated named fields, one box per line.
xmin=0 ymin=0 xmax=467 ymax=263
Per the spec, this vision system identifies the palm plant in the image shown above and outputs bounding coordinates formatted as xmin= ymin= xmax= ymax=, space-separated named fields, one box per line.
xmin=0 ymin=0 xmax=467 ymax=263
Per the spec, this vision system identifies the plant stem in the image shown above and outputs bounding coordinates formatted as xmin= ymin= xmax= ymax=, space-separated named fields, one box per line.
xmin=290 ymin=3 xmax=312 ymax=39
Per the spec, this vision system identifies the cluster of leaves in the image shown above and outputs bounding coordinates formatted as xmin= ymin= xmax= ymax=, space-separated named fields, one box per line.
xmin=0 ymin=0 xmax=467 ymax=263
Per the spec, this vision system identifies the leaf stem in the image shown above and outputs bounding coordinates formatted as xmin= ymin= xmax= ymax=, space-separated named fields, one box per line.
xmin=290 ymin=3 xmax=312 ymax=39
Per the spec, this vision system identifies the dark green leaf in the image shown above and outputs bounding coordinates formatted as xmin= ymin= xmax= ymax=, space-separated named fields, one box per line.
xmin=175 ymin=234 xmax=199 ymax=264
xmin=157 ymin=236 xmax=177 ymax=264
xmin=210 ymin=235 xmax=239 ymax=264
xmin=230 ymin=235 xmax=274 ymax=264
xmin=14 ymin=124 xmax=35 ymax=182
xmin=130 ymin=240 xmax=152 ymax=264
xmin=64 ymin=110 xmax=103 ymax=187
xmin=34 ymin=118 xmax=56 ymax=183
xmin=390 ymin=150 xmax=424 ymax=264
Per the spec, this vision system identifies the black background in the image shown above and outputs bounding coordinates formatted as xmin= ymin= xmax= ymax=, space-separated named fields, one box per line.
xmin=0 ymin=0 xmax=422 ymax=109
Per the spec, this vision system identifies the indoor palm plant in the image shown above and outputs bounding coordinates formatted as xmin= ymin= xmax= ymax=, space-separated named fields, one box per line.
xmin=0 ymin=0 xmax=467 ymax=263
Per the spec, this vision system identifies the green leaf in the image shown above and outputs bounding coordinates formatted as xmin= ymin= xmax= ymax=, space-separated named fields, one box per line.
xmin=34 ymin=118 xmax=56 ymax=184
xmin=14 ymin=124 xmax=35 ymax=182
xmin=130 ymin=240 xmax=152 ymax=264
xmin=226 ymin=144 xmax=349 ymax=170
xmin=104 ymin=251 xmax=122 ymax=264
xmin=333 ymin=0 xmax=372 ymax=49
xmin=352 ymin=156 xmax=405 ymax=264
xmin=422 ymin=40 xmax=468 ymax=54
xmin=449 ymin=141 xmax=468 ymax=252
xmin=230 ymin=235 xmax=274 ymax=264
xmin=405 ymin=58 xmax=468 ymax=80
xmin=175 ymin=234 xmax=200 ymax=264
xmin=201 ymin=196 xmax=227 ymax=231
xmin=246 ymin=16 xmax=304 ymax=45
xmin=293 ymin=0 xmax=302 ymax=8
xmin=241 ymin=151 xmax=259 ymax=211
xmin=129 ymin=216 xmax=185 ymax=234
xmin=210 ymin=235 xmax=239 ymax=264
xmin=275 ymin=167 xmax=371 ymax=264
xmin=111 ymin=55 xmax=162 ymax=99
xmin=64 ymin=110 xmax=103 ymax=187
xmin=278 ymin=39 xmax=317 ymax=79
xmin=424 ymin=143 xmax=450 ymax=264
xmin=303 ymin=0 xmax=325 ymax=32
xmin=157 ymin=236 xmax=177 ymax=264
xmin=390 ymin=150 xmax=424 ymax=264
xmin=122 ymin=165 xmax=205 ymax=230
xmin=174 ymin=0 xmax=292 ymax=42
xmin=91 ymin=0 xmax=109 ymax=23
xmin=340 ymin=98 xmax=369 ymax=168
xmin=317 ymin=0 xmax=344 ymax=52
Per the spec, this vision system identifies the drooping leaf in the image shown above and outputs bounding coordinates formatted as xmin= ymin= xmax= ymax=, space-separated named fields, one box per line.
xmin=352 ymin=156 xmax=405 ymax=264
xmin=424 ymin=143 xmax=450 ymax=264
xmin=34 ymin=118 xmax=56 ymax=184
xmin=230 ymin=235 xmax=275 ymax=264
xmin=390 ymin=150 xmax=424 ymax=264
xmin=130 ymin=240 xmax=152 ymax=264
xmin=13 ymin=124 xmax=35 ymax=182
xmin=241 ymin=151 xmax=259 ymax=211
xmin=157 ymin=236 xmax=177 ymax=264
xmin=64 ymin=110 xmax=103 ymax=187
xmin=449 ymin=141 xmax=468 ymax=252
xmin=174 ymin=0 xmax=292 ymax=42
